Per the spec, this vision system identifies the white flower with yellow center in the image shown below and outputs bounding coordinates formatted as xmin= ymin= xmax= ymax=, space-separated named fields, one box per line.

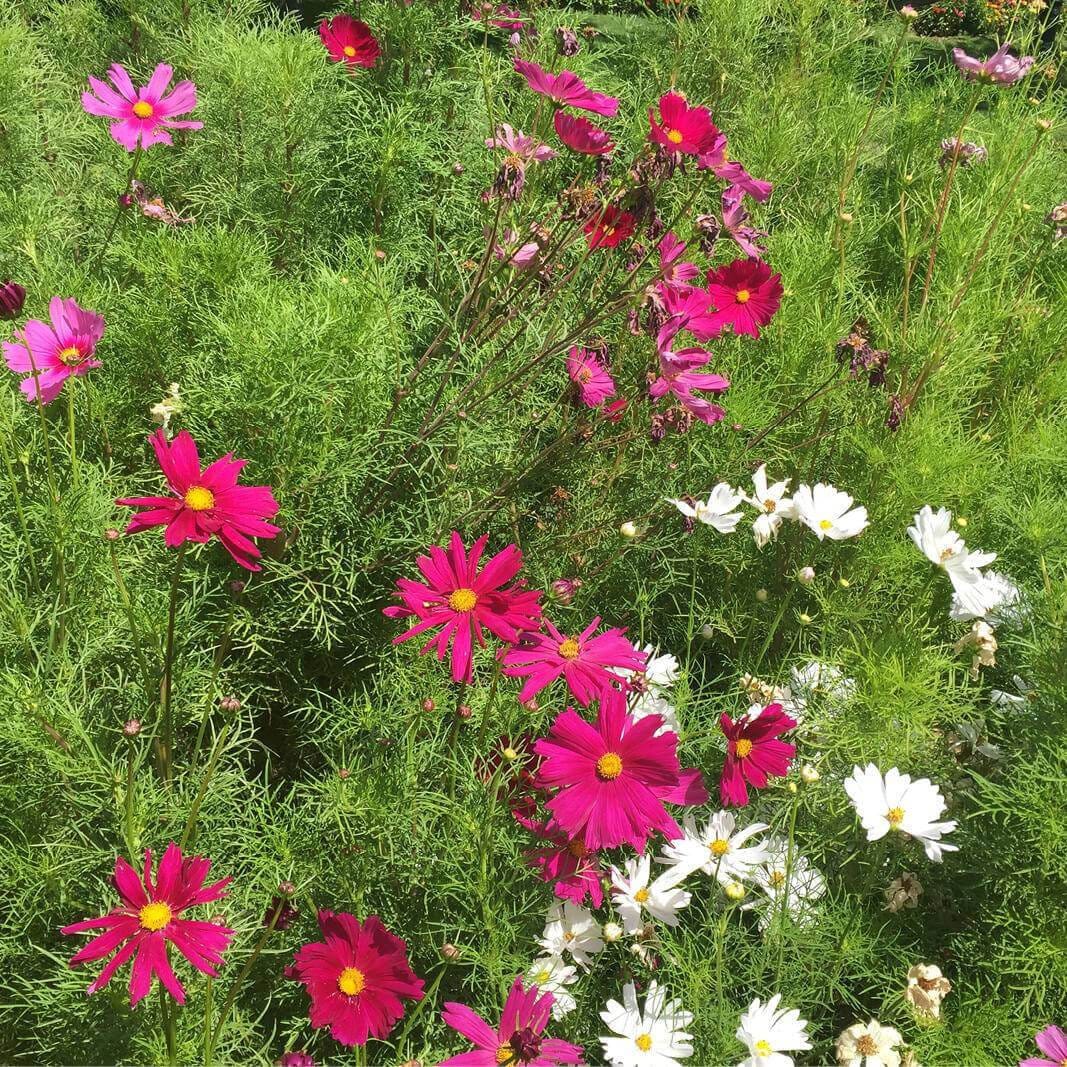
xmin=525 ymin=955 xmax=578 ymax=1019
xmin=836 ymin=1019 xmax=904 ymax=1067
xmin=610 ymin=855 xmax=691 ymax=934
xmin=600 ymin=981 xmax=694 ymax=1067
xmin=538 ymin=901 xmax=605 ymax=967
xmin=667 ymin=483 xmax=745 ymax=534
xmin=907 ymin=505 xmax=998 ymax=617
xmin=736 ymin=993 xmax=811 ymax=1067
xmin=792 ymin=482 xmax=869 ymax=541
xmin=614 ymin=646 xmax=682 ymax=736
xmin=747 ymin=837 xmax=826 ymax=928
xmin=746 ymin=465 xmax=796 ymax=548
xmin=659 ymin=811 xmax=770 ymax=884
xmin=844 ymin=765 xmax=958 ymax=862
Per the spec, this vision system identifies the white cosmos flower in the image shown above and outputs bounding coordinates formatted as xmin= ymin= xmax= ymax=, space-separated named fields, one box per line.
xmin=667 ymin=483 xmax=745 ymax=534
xmin=736 ymin=993 xmax=811 ymax=1067
xmin=844 ymin=764 xmax=958 ymax=862
xmin=790 ymin=660 xmax=856 ymax=711
xmin=949 ymin=569 xmax=1024 ymax=626
xmin=539 ymin=901 xmax=605 ymax=966
xmin=525 ymin=955 xmax=579 ymax=1019
xmin=792 ymin=482 xmax=869 ymax=541
xmin=631 ymin=692 xmax=682 ymax=735
xmin=659 ymin=811 xmax=770 ymax=884
xmin=610 ymin=855 xmax=691 ymax=933
xmin=747 ymin=836 xmax=826 ymax=928
xmin=989 ymin=674 xmax=1033 ymax=710
xmin=835 ymin=1019 xmax=904 ymax=1067
xmin=746 ymin=464 xmax=795 ymax=547
xmin=600 ymin=980 xmax=694 ymax=1067
xmin=907 ymin=505 xmax=998 ymax=617
xmin=614 ymin=646 xmax=682 ymax=735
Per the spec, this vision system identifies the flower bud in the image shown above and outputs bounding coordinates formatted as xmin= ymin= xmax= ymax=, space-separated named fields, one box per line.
xmin=724 ymin=881 xmax=745 ymax=901
xmin=456 ymin=704 xmax=472 ymax=720
xmin=602 ymin=920 xmax=624 ymax=942
xmin=956 ymin=516 xmax=968 ymax=528
xmin=104 ymin=528 xmax=121 ymax=542
xmin=0 ymin=280 xmax=26 ymax=320
xmin=801 ymin=763 xmax=820 ymax=784
xmin=421 ymin=698 xmax=436 ymax=713
xmin=338 ymin=767 xmax=351 ymax=780
xmin=797 ymin=566 xmax=815 ymax=585
xmin=441 ymin=942 xmax=461 ymax=961
xmin=798 ymin=612 xmax=813 ymax=625
xmin=755 ymin=588 xmax=769 ymax=603
xmin=787 ymin=781 xmax=798 ymax=794
xmin=619 ymin=521 xmax=638 ymax=538
xmin=900 ymin=4 xmax=919 ymax=19
xmin=501 ymin=746 xmax=519 ymax=761
xmin=452 ymin=162 xmax=465 ymax=175
xmin=1035 ymin=118 xmax=1052 ymax=133
xmin=219 ymin=695 xmax=242 ymax=713
xmin=278 ymin=880 xmax=297 ymax=897
xmin=229 ymin=580 xmax=246 ymax=595
xmin=521 ymin=698 xmax=539 ymax=713
xmin=838 ymin=576 xmax=851 ymax=588
xmin=123 ymin=719 xmax=142 ymax=737
xmin=699 ymin=623 xmax=715 ymax=640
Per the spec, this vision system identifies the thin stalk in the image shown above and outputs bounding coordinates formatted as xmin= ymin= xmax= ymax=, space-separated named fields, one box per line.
xmin=180 ymin=714 xmax=236 ymax=850
xmin=159 ymin=984 xmax=177 ymax=1066
xmin=775 ymin=787 xmax=801 ymax=977
xmin=190 ymin=595 xmax=242 ymax=772
xmin=160 ymin=545 xmax=188 ymax=783
xmin=124 ymin=737 xmax=138 ymax=863
xmin=393 ymin=963 xmax=449 ymax=1050
xmin=66 ymin=383 xmax=79 ymax=489
xmin=96 ymin=145 xmax=142 ymax=263
xmin=108 ymin=540 xmax=155 ymax=714
xmin=0 ymin=426 xmax=40 ymax=591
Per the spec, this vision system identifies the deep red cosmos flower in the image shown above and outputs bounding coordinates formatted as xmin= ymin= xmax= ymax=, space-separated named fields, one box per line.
xmin=384 ymin=532 xmax=542 ymax=684
xmin=293 ymin=911 xmax=424 ymax=1047
xmin=719 ymin=703 xmax=796 ymax=807
xmin=61 ymin=843 xmax=234 ymax=1006
xmin=583 ymin=205 xmax=636 ymax=250
xmin=705 ymin=258 xmax=783 ymax=339
xmin=525 ymin=817 xmax=606 ymax=907
xmin=553 ymin=111 xmax=615 ymax=155
xmin=534 ymin=690 xmax=708 ymax=850
xmin=319 ymin=15 xmax=381 ymax=68
xmin=648 ymin=92 xmax=721 ymax=156
xmin=513 ymin=57 xmax=619 ymax=116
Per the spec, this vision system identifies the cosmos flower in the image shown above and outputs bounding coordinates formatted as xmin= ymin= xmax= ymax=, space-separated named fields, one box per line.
xmin=696 ymin=135 xmax=773 ymax=202
xmin=904 ymin=963 xmax=952 ymax=1019
xmin=567 ymin=346 xmax=617 ymax=408
xmin=82 ymin=63 xmax=203 ymax=151
xmin=657 ymin=232 xmax=701 ymax=291
xmin=748 ymin=836 xmax=826 ymax=928
xmin=721 ymin=185 xmax=768 ymax=259
xmin=745 ymin=465 xmax=795 ymax=547
xmin=554 ymin=111 xmax=615 ymax=155
xmin=513 ymin=57 xmax=619 ymax=116
xmin=61 ymin=843 xmax=233 ymax=1006
xmin=735 ymin=994 xmax=811 ymax=1067
xmin=534 ymin=690 xmax=707 ymax=850
xmin=487 ymin=124 xmax=557 ymax=163
xmin=884 ymin=872 xmax=923 ymax=913
xmin=1021 ymin=1026 xmax=1067 ymax=1067
xmin=292 ymin=911 xmax=424 ymax=1047
xmin=525 ymin=817 xmax=607 ymax=908
xmin=613 ymin=646 xmax=682 ymax=736
xmin=584 ymin=205 xmax=637 ymax=249
xmin=502 ymin=616 xmax=645 ymax=706
xmin=949 ymin=570 xmax=1024 ymax=627
xmin=651 ymin=322 xmax=731 ymax=425
xmin=835 ymin=1020 xmax=904 ymax=1067
xmin=526 ymin=956 xmax=580 ymax=1020
xmin=704 ymin=259 xmax=783 ymax=339
xmin=659 ymin=810 xmax=770 ymax=884
xmin=538 ymin=901 xmax=605 ymax=967
xmin=719 ymin=704 xmax=797 ymax=807
xmin=648 ymin=92 xmax=721 ymax=156
xmin=600 ymin=981 xmax=694 ymax=1067
xmin=954 ymin=619 xmax=997 ymax=679
xmin=441 ymin=977 xmax=584 ymax=1066
xmin=792 ymin=483 xmax=868 ymax=541
xmin=666 ymin=484 xmax=745 ymax=534
xmin=117 ymin=430 xmax=280 ymax=571
xmin=4 ymin=296 xmax=105 ymax=404
xmin=790 ymin=660 xmax=855 ymax=711
xmin=844 ymin=764 xmax=958 ymax=862
xmin=384 ymin=532 xmax=542 ymax=684
xmin=609 ymin=854 xmax=691 ymax=933
xmin=952 ymin=42 xmax=1034 ymax=85
xmin=319 ymin=15 xmax=381 ymax=68
xmin=907 ymin=505 xmax=998 ymax=618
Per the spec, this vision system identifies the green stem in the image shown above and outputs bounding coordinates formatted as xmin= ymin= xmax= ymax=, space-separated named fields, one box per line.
xmin=714 ymin=906 xmax=730 ymax=1014
xmin=96 ymin=145 xmax=142 ymax=263
xmin=393 ymin=963 xmax=449 ymax=1050
xmin=160 ymin=545 xmax=188 ymax=783
xmin=66 ymin=383 xmax=79 ymax=489
xmin=124 ymin=737 xmax=138 ymax=863
xmin=0 ymin=423 xmax=40 ymax=592
xmin=180 ymin=715 xmax=235 ymax=850
xmin=159 ymin=983 xmax=177 ymax=1066
xmin=775 ymin=787 xmax=801 ymax=977
xmin=190 ymin=596 xmax=242 ymax=773
xmin=109 ymin=540 xmax=155 ymax=715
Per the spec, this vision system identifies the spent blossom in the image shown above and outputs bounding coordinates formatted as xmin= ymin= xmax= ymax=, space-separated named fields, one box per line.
xmin=952 ymin=42 xmax=1034 ymax=85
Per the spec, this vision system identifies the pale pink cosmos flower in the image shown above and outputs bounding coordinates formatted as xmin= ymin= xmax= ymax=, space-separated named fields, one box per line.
xmin=952 ymin=42 xmax=1034 ymax=86
xmin=82 ymin=63 xmax=203 ymax=151
xmin=513 ymin=57 xmax=619 ymax=116
xmin=657 ymin=232 xmax=700 ymax=291
xmin=721 ymin=185 xmax=768 ymax=259
xmin=697 ymin=132 xmax=773 ymax=202
xmin=566 ymin=346 xmax=616 ymax=408
xmin=486 ymin=124 xmax=558 ymax=164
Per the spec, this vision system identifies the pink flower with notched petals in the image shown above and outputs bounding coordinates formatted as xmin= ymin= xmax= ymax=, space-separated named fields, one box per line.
xmin=721 ymin=185 xmax=768 ymax=259
xmin=567 ymin=346 xmax=616 ymax=408
xmin=117 ymin=430 xmax=280 ymax=571
xmin=487 ymin=124 xmax=558 ymax=163
xmin=514 ymin=57 xmax=619 ymax=116
xmin=1022 ymin=1026 xmax=1067 ymax=1067
xmin=719 ymin=703 xmax=796 ymax=807
xmin=61 ymin=843 xmax=233 ymax=1006
xmin=705 ymin=258 xmax=783 ymax=339
xmin=697 ymin=133 xmax=773 ymax=202
xmin=442 ymin=977 xmax=584 ymax=1066
xmin=553 ymin=111 xmax=615 ymax=155
xmin=657 ymin=232 xmax=700 ymax=291
xmin=650 ymin=320 xmax=730 ymax=425
xmin=525 ymin=817 xmax=606 ymax=908
xmin=4 ymin=296 xmax=105 ymax=404
xmin=384 ymin=532 xmax=542 ymax=684
xmin=534 ymin=690 xmax=708 ymax=850
xmin=952 ymin=42 xmax=1033 ymax=85
xmin=82 ymin=64 xmax=202 ymax=152
xmin=648 ymin=92 xmax=721 ymax=156
xmin=293 ymin=912 xmax=424 ymax=1048
xmin=502 ymin=616 xmax=646 ymax=706
xmin=319 ymin=15 xmax=381 ymax=68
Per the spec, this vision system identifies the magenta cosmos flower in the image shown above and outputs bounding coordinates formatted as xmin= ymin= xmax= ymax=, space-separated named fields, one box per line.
xmin=513 ymin=57 xmax=619 ymax=116
xmin=117 ymin=429 xmax=281 ymax=571
xmin=952 ymin=42 xmax=1033 ymax=86
xmin=82 ymin=63 xmax=202 ymax=152
xmin=648 ymin=92 xmax=721 ymax=156
xmin=502 ymin=616 xmax=645 ymax=706
xmin=584 ymin=205 xmax=636 ymax=250
xmin=61 ymin=843 xmax=233 ymax=1006
xmin=651 ymin=321 xmax=730 ymax=425
xmin=293 ymin=911 xmax=424 ymax=1048
xmin=719 ymin=703 xmax=796 ymax=807
xmin=553 ymin=111 xmax=614 ymax=155
xmin=566 ymin=346 xmax=616 ymax=408
xmin=4 ymin=296 xmax=105 ymax=405
xmin=721 ymin=185 xmax=768 ymax=259
xmin=1021 ymin=1026 xmax=1067 ymax=1067
xmin=705 ymin=258 xmax=783 ymax=339
xmin=319 ymin=15 xmax=381 ymax=68
xmin=525 ymin=817 xmax=606 ymax=907
xmin=657 ymin=232 xmax=700 ymax=291
xmin=535 ymin=692 xmax=707 ymax=850
xmin=384 ymin=532 xmax=542 ymax=684
xmin=441 ymin=976 xmax=584 ymax=1067
xmin=697 ymin=133 xmax=773 ymax=203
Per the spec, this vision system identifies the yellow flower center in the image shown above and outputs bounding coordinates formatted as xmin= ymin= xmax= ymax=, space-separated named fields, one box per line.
xmin=448 ymin=587 xmax=478 ymax=612
xmin=735 ymin=738 xmax=753 ymax=758
xmin=887 ymin=806 xmax=905 ymax=827
xmin=755 ymin=1039 xmax=773 ymax=1057
xmin=856 ymin=1035 xmax=879 ymax=1056
xmin=769 ymin=869 xmax=785 ymax=887
xmin=635 ymin=1033 xmax=653 ymax=1051
xmin=337 ymin=966 xmax=365 ymax=996
xmin=562 ymin=930 xmax=575 ymax=942
xmin=139 ymin=901 xmax=172 ymax=931
xmin=343 ymin=45 xmax=357 ymax=57
xmin=665 ymin=129 xmax=684 ymax=145
xmin=763 ymin=498 xmax=776 ymax=513
xmin=183 ymin=485 xmax=215 ymax=512
xmin=132 ymin=100 xmax=154 ymax=118
xmin=634 ymin=887 xmax=650 ymax=903
xmin=577 ymin=367 xmax=593 ymax=384
xmin=496 ymin=1047 xmax=516 ymax=1065
xmin=710 ymin=838 xmax=730 ymax=856
xmin=939 ymin=546 xmax=957 ymax=562
xmin=596 ymin=752 xmax=623 ymax=780
xmin=558 ymin=638 xmax=581 ymax=660
xmin=566 ymin=838 xmax=588 ymax=858
xmin=819 ymin=519 xmax=834 ymax=530
xmin=57 ymin=345 xmax=83 ymax=365
xmin=534 ymin=969 xmax=551 ymax=983
xmin=735 ymin=288 xmax=751 ymax=304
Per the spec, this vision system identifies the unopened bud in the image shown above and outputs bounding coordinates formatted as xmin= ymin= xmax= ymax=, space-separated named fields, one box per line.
xmin=619 ymin=521 xmax=638 ymax=538
xmin=801 ymin=764 xmax=820 ymax=784
xmin=104 ymin=528 xmax=120 ymax=542
xmin=699 ymin=623 xmax=715 ymax=640
xmin=797 ymin=566 xmax=815 ymax=585
xmin=724 ymin=881 xmax=745 ymax=901
xmin=123 ymin=719 xmax=141 ymax=737
xmin=502 ymin=746 xmax=519 ymax=761
xmin=956 ymin=516 xmax=968 ymax=528
xmin=755 ymin=588 xmax=769 ymax=603
xmin=441 ymin=942 xmax=460 ymax=961
xmin=838 ymin=577 xmax=851 ymax=588
xmin=899 ymin=4 xmax=918 ymax=20
xmin=798 ymin=612 xmax=813 ymax=625
xmin=838 ymin=211 xmax=853 ymax=224
xmin=278 ymin=880 xmax=297 ymax=897
xmin=421 ymin=698 xmax=436 ymax=713
xmin=1035 ymin=118 xmax=1052 ymax=133
xmin=452 ymin=162 xmax=465 ymax=175
xmin=521 ymin=698 xmax=539 ymax=713
xmin=787 ymin=781 xmax=798 ymax=794
xmin=229 ymin=580 xmax=246 ymax=595
xmin=219 ymin=695 xmax=242 ymax=713
xmin=338 ymin=767 xmax=351 ymax=780
xmin=456 ymin=704 xmax=472 ymax=720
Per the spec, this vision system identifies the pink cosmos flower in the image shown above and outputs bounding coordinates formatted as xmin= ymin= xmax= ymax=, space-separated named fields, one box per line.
xmin=705 ymin=258 xmax=783 ymax=338
xmin=441 ymin=976 xmax=584 ymax=1066
xmin=4 ymin=296 xmax=105 ymax=404
xmin=513 ymin=57 xmax=619 ymax=116
xmin=584 ymin=205 xmax=636 ymax=249
xmin=566 ymin=346 xmax=616 ymax=408
xmin=553 ymin=111 xmax=615 ymax=155
xmin=721 ymin=185 xmax=768 ymax=259
xmin=117 ymin=429 xmax=281 ymax=571
xmin=278 ymin=1054 xmax=316 ymax=1067
xmin=61 ymin=843 xmax=233 ymax=1006
xmin=602 ymin=397 xmax=628 ymax=421
xmin=487 ymin=124 xmax=558 ymax=164
xmin=384 ymin=532 xmax=542 ymax=684
xmin=649 ymin=320 xmax=730 ymax=425
xmin=293 ymin=911 xmax=424 ymax=1047
xmin=648 ymin=92 xmax=721 ymax=156
xmin=952 ymin=42 xmax=1034 ymax=86
xmin=719 ymin=703 xmax=796 ymax=807
xmin=319 ymin=15 xmax=381 ymax=68
xmin=659 ymin=284 xmax=718 ymax=340
xmin=534 ymin=691 xmax=708 ymax=850
xmin=82 ymin=64 xmax=203 ymax=152
xmin=502 ymin=616 xmax=645 ymax=706
xmin=697 ymin=133 xmax=773 ymax=202
xmin=1021 ymin=1026 xmax=1067 ymax=1067
xmin=469 ymin=1 xmax=527 ymax=31
xmin=526 ymin=817 xmax=607 ymax=907
xmin=657 ymin=232 xmax=700 ymax=291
